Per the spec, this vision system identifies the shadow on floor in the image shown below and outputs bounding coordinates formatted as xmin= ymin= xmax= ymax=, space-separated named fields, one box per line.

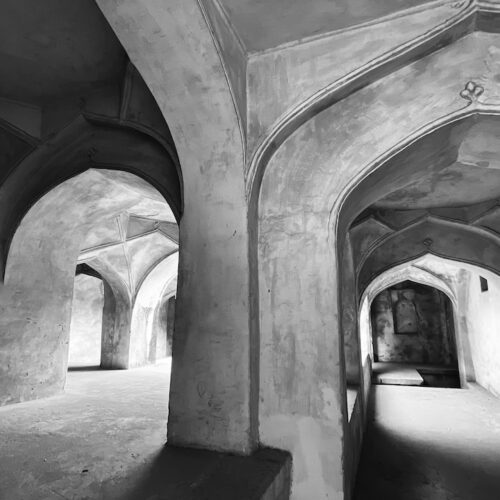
xmin=0 ymin=366 xmax=290 ymax=500
xmin=354 ymin=387 xmax=500 ymax=500
xmin=122 ymin=445 xmax=291 ymax=500
xmin=67 ymin=365 xmax=102 ymax=372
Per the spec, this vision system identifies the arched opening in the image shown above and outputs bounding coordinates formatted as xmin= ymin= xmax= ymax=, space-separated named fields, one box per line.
xmin=255 ymin=53 xmax=500 ymax=494
xmin=130 ymin=252 xmax=179 ymax=368
xmin=369 ymin=280 xmax=459 ymax=388
xmin=3 ymin=168 xmax=179 ymax=395
xmin=0 ymin=0 xmax=276 ymax=497
xmin=337 ymin=112 xmax=500 ymax=497
xmin=68 ymin=266 xmax=106 ymax=369
xmin=0 ymin=164 xmax=183 ymax=493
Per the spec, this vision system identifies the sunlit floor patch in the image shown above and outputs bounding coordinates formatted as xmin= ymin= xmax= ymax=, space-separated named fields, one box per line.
xmin=355 ymin=384 xmax=500 ymax=500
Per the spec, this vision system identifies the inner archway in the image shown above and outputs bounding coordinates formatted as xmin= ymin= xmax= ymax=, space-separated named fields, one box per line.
xmin=130 ymin=252 xmax=179 ymax=368
xmin=3 ymin=168 xmax=179 ymax=402
xmin=68 ymin=270 xmax=105 ymax=369
xmin=369 ymin=280 xmax=459 ymax=389
xmin=337 ymin=111 xmax=500 ymax=499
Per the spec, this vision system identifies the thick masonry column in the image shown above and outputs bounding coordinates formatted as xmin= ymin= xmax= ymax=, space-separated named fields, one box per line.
xmin=97 ymin=0 xmax=254 ymax=453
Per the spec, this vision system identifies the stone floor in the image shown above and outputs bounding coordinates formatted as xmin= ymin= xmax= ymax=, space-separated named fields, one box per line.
xmin=354 ymin=384 xmax=500 ymax=500
xmin=0 ymin=361 xmax=172 ymax=500
xmin=0 ymin=361 xmax=290 ymax=500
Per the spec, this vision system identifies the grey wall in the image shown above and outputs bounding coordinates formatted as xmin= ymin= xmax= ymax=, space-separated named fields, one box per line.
xmin=463 ymin=270 xmax=500 ymax=397
xmin=371 ymin=283 xmax=456 ymax=366
xmin=68 ymin=274 xmax=104 ymax=367
xmin=342 ymin=237 xmax=361 ymax=386
xmin=153 ymin=295 xmax=176 ymax=360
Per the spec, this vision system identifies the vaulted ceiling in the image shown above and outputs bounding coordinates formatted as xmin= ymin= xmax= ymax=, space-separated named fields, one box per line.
xmin=374 ymin=117 xmax=500 ymax=210
xmin=349 ymin=113 xmax=500 ymax=290
xmin=0 ymin=0 xmax=125 ymax=105
xmin=218 ymin=0 xmax=430 ymax=52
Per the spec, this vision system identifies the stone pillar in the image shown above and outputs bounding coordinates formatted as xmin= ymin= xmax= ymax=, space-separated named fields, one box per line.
xmin=96 ymin=0 xmax=255 ymax=453
xmin=166 ymin=296 xmax=176 ymax=355
xmin=341 ymin=236 xmax=362 ymax=386
xmin=258 ymin=208 xmax=347 ymax=499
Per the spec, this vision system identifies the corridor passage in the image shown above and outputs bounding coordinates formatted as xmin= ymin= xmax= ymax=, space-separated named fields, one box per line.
xmin=0 ymin=362 xmax=171 ymax=500
xmin=354 ymin=384 xmax=500 ymax=500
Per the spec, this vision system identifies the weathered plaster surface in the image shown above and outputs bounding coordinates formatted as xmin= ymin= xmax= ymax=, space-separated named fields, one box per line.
xmin=258 ymin=207 xmax=346 ymax=499
xmin=371 ymin=285 xmax=456 ymax=365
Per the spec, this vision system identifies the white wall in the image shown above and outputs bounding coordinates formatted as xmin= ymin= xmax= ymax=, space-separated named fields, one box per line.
xmin=68 ymin=274 xmax=104 ymax=367
xmin=464 ymin=269 xmax=500 ymax=397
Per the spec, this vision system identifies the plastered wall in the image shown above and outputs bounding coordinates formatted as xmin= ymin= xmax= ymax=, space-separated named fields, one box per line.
xmin=464 ymin=270 xmax=500 ymax=397
xmin=68 ymin=274 xmax=104 ymax=367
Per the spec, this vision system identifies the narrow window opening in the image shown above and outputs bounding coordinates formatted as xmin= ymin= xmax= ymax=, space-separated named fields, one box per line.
xmin=480 ymin=276 xmax=489 ymax=292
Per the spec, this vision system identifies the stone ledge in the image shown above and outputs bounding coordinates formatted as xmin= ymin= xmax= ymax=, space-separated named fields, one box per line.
xmin=123 ymin=445 xmax=292 ymax=500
